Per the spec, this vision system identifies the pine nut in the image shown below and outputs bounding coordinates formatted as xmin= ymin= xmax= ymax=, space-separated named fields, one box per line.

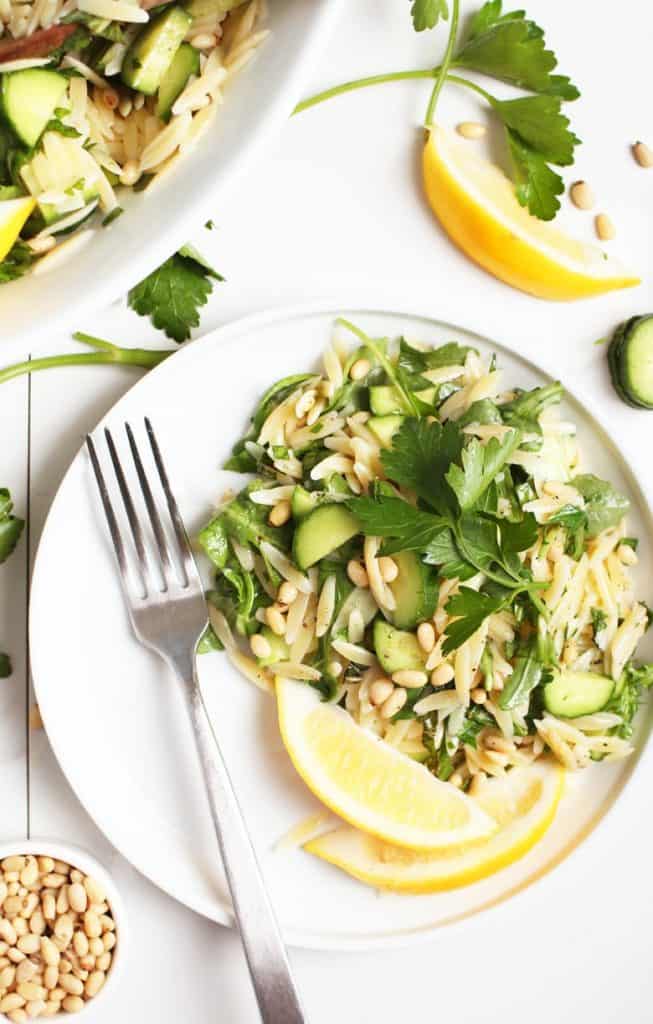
xmin=471 ymin=686 xmax=487 ymax=704
xmin=41 ymin=893 xmax=55 ymax=922
xmin=0 ymin=920 xmax=16 ymax=945
xmin=268 ymin=500 xmax=291 ymax=527
xmin=392 ymin=669 xmax=427 ymax=688
xmin=369 ymin=679 xmax=394 ymax=706
xmin=8 ymin=949 xmax=25 ymax=964
xmin=88 ymin=938 xmax=103 ymax=958
xmin=40 ymin=937 xmax=60 ymax=967
xmin=82 ymin=912 xmax=101 ymax=940
xmin=633 ymin=141 xmax=653 ymax=168
xmin=0 ymin=965 xmax=15 ymax=988
xmin=14 ymin=919 xmax=28 ymax=938
xmin=431 ymin=663 xmax=455 ymax=686
xmin=456 ymin=120 xmax=486 ymax=139
xmin=0 ymin=994 xmax=26 ymax=1012
xmin=66 ymin=885 xmax=86 ymax=916
xmin=99 ymin=916 xmax=114 ymax=933
xmin=79 ymin=956 xmax=95 ymax=971
xmin=62 ymin=995 xmax=84 ymax=1013
xmin=37 ymin=860 xmax=54 ymax=876
xmin=264 ymin=604 xmax=286 ymax=637
xmin=56 ymin=888 xmax=69 ymax=915
xmin=417 ymin=622 xmax=436 ymax=652
xmin=54 ymin=915 xmax=73 ymax=946
xmin=277 ymin=582 xmax=298 ymax=606
xmin=43 ymin=1001 xmax=61 ymax=1018
xmin=59 ymin=975 xmax=83 ymax=996
xmin=43 ymin=965 xmax=58 ymax=990
xmin=15 ymin=960 xmax=37 ymax=984
xmin=378 ymin=556 xmax=398 ymax=583
xmin=2 ymin=858 xmax=25 ymax=874
xmin=85 ymin=971 xmax=105 ymax=998
xmin=595 ymin=213 xmax=616 ymax=240
xmin=569 ymin=180 xmax=594 ymax=210
xmin=349 ymin=358 xmax=371 ymax=381
xmin=26 ymin=999 xmax=46 ymax=1018
xmin=380 ymin=687 xmax=407 ymax=718
xmin=16 ymin=983 xmax=46 ymax=1002
xmin=49 ymin=989 xmax=65 ymax=1001
xmin=20 ymin=893 xmax=38 ymax=919
xmin=347 ymin=560 xmax=369 ymax=588
xmin=16 ymin=935 xmax=39 ymax=955
xmin=190 ymin=31 xmax=216 ymax=48
xmin=96 ymin=953 xmax=111 ymax=972
xmin=119 ymin=160 xmax=140 ymax=187
xmin=19 ymin=860 xmax=38 ymax=890
xmin=102 ymin=933 xmax=115 ymax=952
xmin=58 ymin=959 xmax=71 ymax=974
xmin=29 ymin=911 xmax=45 ymax=937
xmin=42 ymin=875 xmax=66 ymax=890
xmin=0 ymin=880 xmax=7 ymax=905
xmin=4 ymin=873 xmax=19 ymax=884
xmin=7 ymin=1011 xmax=27 ymax=1024
xmin=4 ymin=895 xmax=22 ymax=917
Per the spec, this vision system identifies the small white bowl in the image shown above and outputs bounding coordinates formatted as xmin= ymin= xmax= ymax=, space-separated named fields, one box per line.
xmin=0 ymin=838 xmax=127 ymax=1020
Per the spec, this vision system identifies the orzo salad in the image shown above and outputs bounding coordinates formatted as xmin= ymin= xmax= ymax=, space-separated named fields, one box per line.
xmin=0 ymin=0 xmax=266 ymax=277
xmin=199 ymin=320 xmax=653 ymax=799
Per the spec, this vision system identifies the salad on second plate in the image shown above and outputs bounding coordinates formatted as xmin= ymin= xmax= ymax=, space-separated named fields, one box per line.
xmin=197 ymin=319 xmax=653 ymax=889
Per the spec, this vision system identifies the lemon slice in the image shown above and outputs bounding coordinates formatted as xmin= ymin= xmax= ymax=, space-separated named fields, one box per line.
xmin=0 ymin=197 xmax=35 ymax=262
xmin=276 ymin=677 xmax=496 ymax=851
xmin=305 ymin=759 xmax=564 ymax=893
xmin=422 ymin=126 xmax=640 ymax=300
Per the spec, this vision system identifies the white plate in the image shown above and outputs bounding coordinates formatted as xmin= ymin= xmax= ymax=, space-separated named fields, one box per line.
xmin=30 ymin=301 xmax=653 ymax=950
xmin=0 ymin=0 xmax=342 ymax=346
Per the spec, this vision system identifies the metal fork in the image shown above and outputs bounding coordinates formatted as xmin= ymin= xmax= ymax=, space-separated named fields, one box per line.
xmin=86 ymin=418 xmax=305 ymax=1024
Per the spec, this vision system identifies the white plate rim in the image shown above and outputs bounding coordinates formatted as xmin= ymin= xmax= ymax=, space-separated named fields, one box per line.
xmin=29 ymin=293 xmax=653 ymax=951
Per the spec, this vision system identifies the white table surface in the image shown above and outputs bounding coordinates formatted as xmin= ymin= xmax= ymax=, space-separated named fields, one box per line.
xmin=2 ymin=1 xmax=653 ymax=1020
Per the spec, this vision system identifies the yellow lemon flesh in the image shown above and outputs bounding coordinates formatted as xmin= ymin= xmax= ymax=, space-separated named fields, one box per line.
xmin=0 ymin=197 xmax=35 ymax=262
xmin=276 ymin=677 xmax=496 ymax=851
xmin=422 ymin=126 xmax=640 ymax=301
xmin=305 ymin=759 xmax=564 ymax=893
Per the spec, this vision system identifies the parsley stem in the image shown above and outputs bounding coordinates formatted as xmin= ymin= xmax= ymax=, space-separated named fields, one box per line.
xmin=445 ymin=73 xmax=496 ymax=105
xmin=0 ymin=334 xmax=171 ymax=386
xmin=424 ymin=0 xmax=460 ymax=127
xmin=293 ymin=69 xmax=441 ymax=115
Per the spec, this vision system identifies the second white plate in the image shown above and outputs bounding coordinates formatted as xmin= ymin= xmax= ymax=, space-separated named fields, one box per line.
xmin=29 ymin=302 xmax=653 ymax=950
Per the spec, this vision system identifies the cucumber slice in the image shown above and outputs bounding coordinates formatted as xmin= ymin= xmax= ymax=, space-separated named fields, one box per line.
xmin=388 ymin=550 xmax=438 ymax=630
xmin=1 ymin=70 xmax=67 ymax=148
xmin=184 ymin=0 xmax=243 ymax=19
xmin=543 ymin=669 xmax=614 ymax=718
xmin=373 ymin=620 xmax=425 ymax=677
xmin=368 ymin=415 xmax=404 ymax=448
xmin=122 ymin=6 xmax=192 ymax=96
xmin=292 ymin=504 xmax=360 ymax=570
xmin=156 ymin=42 xmax=199 ymax=121
xmin=254 ymin=626 xmax=289 ymax=667
xmin=369 ymin=386 xmax=406 ymax=416
xmin=291 ymin=485 xmax=318 ymax=519
xmin=608 ymin=315 xmax=653 ymax=410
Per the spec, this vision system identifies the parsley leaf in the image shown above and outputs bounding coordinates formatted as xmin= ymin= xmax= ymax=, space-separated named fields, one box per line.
xmin=347 ymin=495 xmax=445 ymax=554
xmin=493 ymin=95 xmax=580 ymax=165
xmin=606 ymin=663 xmax=653 ymax=739
xmin=382 ymin=418 xmax=462 ymax=513
xmin=500 ymin=380 xmax=563 ymax=435
xmin=507 ymin=130 xmax=564 ymax=220
xmin=446 ymin=429 xmax=521 ymax=511
xmin=128 ymin=247 xmax=224 ymax=343
xmin=410 ymin=0 xmax=448 ymax=31
xmin=443 ymin=587 xmax=508 ymax=653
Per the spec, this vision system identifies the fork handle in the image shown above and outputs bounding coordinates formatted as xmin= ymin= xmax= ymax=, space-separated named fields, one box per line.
xmin=180 ymin=660 xmax=306 ymax=1024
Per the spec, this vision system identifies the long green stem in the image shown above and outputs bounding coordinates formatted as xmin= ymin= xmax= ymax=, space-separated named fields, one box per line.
xmin=293 ymin=69 xmax=440 ymax=115
xmin=0 ymin=333 xmax=172 ymax=387
xmin=424 ymin=0 xmax=460 ymax=127
xmin=446 ymin=73 xmax=495 ymax=105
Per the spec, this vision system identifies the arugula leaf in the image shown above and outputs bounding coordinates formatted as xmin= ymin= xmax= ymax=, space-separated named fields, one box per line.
xmin=347 ymin=495 xmax=444 ymax=553
xmin=500 ymin=380 xmax=563 ymax=434
xmin=382 ymin=418 xmax=462 ymax=513
xmin=445 ymin=429 xmax=521 ymax=511
xmin=456 ymin=11 xmax=579 ymax=99
xmin=458 ymin=705 xmax=495 ymax=747
xmin=443 ymin=587 xmax=508 ymax=653
xmin=410 ymin=0 xmax=448 ymax=31
xmin=128 ymin=248 xmax=224 ymax=343
xmin=197 ymin=624 xmax=224 ymax=653
xmin=198 ymin=515 xmax=230 ymax=570
xmin=570 ymin=474 xmax=629 ymax=538
xmin=507 ymin=130 xmax=564 ymax=220
xmin=606 ymin=662 xmax=653 ymax=739
xmin=498 ymin=634 xmax=550 ymax=709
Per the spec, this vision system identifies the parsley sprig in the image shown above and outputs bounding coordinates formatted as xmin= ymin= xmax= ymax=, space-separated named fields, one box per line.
xmin=296 ymin=0 xmax=581 ymax=220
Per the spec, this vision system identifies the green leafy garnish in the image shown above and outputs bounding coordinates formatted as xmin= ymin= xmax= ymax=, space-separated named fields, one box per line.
xmin=0 ymin=242 xmax=35 ymax=285
xmin=607 ymin=663 xmax=653 ymax=738
xmin=410 ymin=0 xmax=449 ymax=31
xmin=0 ymin=489 xmax=24 ymax=679
xmin=570 ymin=474 xmax=629 ymax=538
xmin=128 ymin=247 xmax=224 ymax=343
xmin=445 ymin=430 xmax=521 ymax=511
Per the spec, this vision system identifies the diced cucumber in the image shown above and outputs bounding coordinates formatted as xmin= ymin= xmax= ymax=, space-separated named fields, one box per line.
xmin=608 ymin=315 xmax=653 ymax=410
xmin=368 ymin=415 xmax=404 ymax=448
xmin=292 ymin=504 xmax=360 ymax=570
xmin=388 ymin=550 xmax=438 ymax=630
xmin=254 ymin=626 xmax=289 ymax=667
xmin=291 ymin=485 xmax=318 ymax=519
xmin=543 ymin=669 xmax=614 ymax=718
xmin=373 ymin=620 xmax=425 ymax=677
xmin=184 ymin=0 xmax=243 ymax=19
xmin=369 ymin=386 xmax=406 ymax=416
xmin=156 ymin=42 xmax=199 ymax=121
xmin=122 ymin=6 xmax=192 ymax=96
xmin=1 ymin=70 xmax=67 ymax=148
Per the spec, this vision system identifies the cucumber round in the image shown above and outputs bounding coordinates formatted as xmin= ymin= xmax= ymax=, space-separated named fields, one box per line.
xmin=608 ymin=315 xmax=653 ymax=410
xmin=122 ymin=6 xmax=192 ymax=95
xmin=373 ymin=620 xmax=425 ymax=677
xmin=368 ymin=415 xmax=404 ymax=448
xmin=388 ymin=550 xmax=438 ymax=630
xmin=1 ymin=69 xmax=67 ymax=148
xmin=291 ymin=485 xmax=318 ymax=519
xmin=292 ymin=504 xmax=359 ymax=570
xmin=543 ymin=669 xmax=614 ymax=718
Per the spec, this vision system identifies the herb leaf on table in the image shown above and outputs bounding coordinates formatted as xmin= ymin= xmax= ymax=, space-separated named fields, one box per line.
xmin=411 ymin=0 xmax=449 ymax=31
xmin=128 ymin=246 xmax=224 ymax=343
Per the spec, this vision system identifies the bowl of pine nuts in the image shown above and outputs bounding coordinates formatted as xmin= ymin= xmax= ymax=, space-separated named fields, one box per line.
xmin=0 ymin=840 xmax=126 ymax=1020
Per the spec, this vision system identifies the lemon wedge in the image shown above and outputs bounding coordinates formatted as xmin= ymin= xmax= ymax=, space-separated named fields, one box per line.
xmin=422 ymin=126 xmax=640 ymax=300
xmin=276 ymin=677 xmax=496 ymax=851
xmin=0 ymin=197 xmax=35 ymax=262
xmin=305 ymin=759 xmax=564 ymax=893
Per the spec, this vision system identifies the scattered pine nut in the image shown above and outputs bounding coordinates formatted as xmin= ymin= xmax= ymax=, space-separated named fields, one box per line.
xmin=265 ymin=604 xmax=286 ymax=637
xmin=392 ymin=669 xmax=428 ymax=688
xmin=595 ymin=213 xmax=616 ymax=240
xmin=277 ymin=582 xmax=298 ymax=606
xmin=349 ymin=358 xmax=371 ymax=381
xmin=378 ymin=556 xmax=398 ymax=583
xmin=380 ymin=687 xmax=407 ymax=719
xmin=268 ymin=500 xmax=291 ymax=527
xmin=456 ymin=121 xmax=486 ymax=139
xmin=569 ymin=180 xmax=595 ymax=210
xmin=250 ymin=633 xmax=272 ymax=660
xmin=369 ymin=679 xmax=394 ymax=706
xmin=346 ymin=560 xmax=369 ymax=588
xmin=632 ymin=141 xmax=653 ymax=168
xmin=431 ymin=663 xmax=455 ymax=687
xmin=417 ymin=622 xmax=436 ymax=653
